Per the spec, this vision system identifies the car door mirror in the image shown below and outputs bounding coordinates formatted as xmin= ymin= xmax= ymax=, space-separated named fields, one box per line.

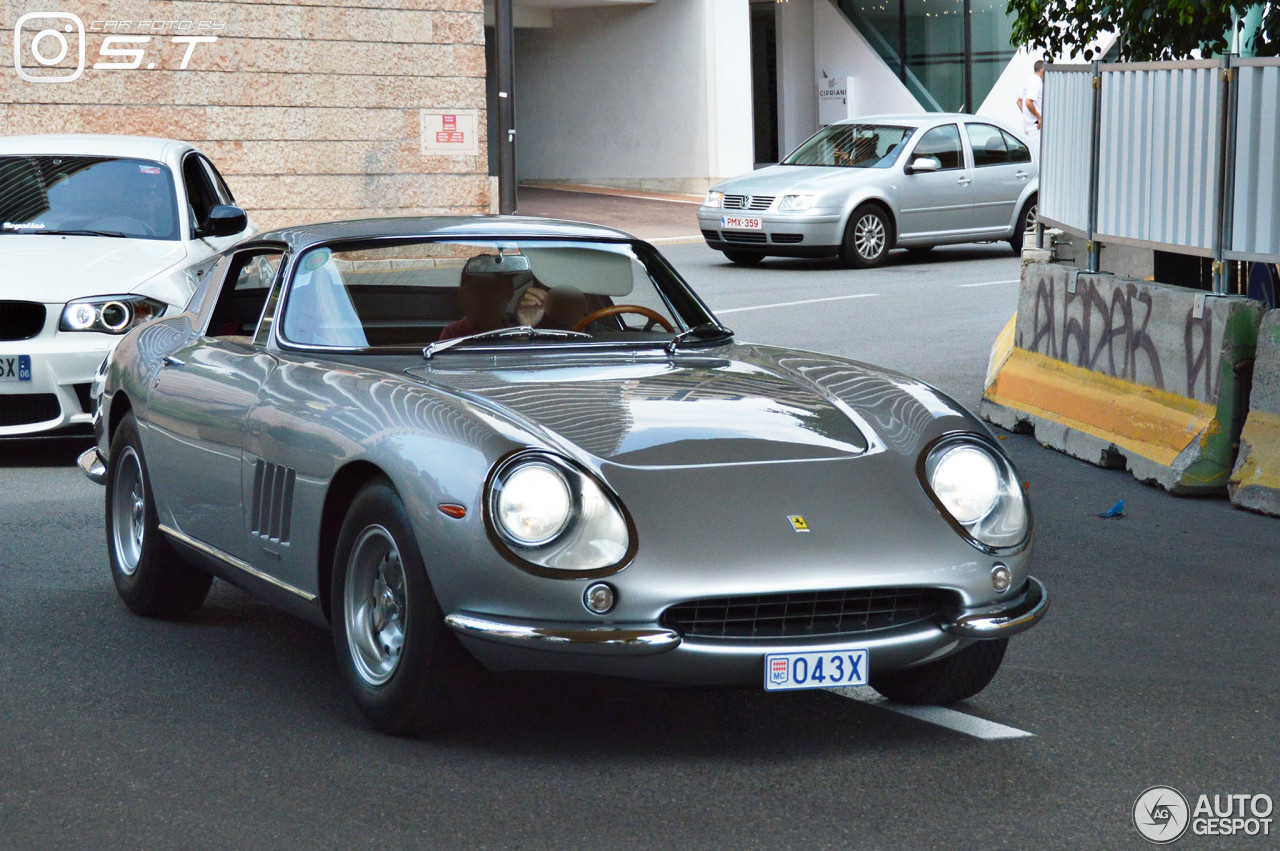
xmin=196 ymin=205 xmax=248 ymax=239
xmin=905 ymin=156 xmax=941 ymax=175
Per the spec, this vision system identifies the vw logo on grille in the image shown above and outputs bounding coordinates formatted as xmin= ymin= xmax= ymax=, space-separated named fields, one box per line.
xmin=744 ymin=195 xmax=752 ymax=207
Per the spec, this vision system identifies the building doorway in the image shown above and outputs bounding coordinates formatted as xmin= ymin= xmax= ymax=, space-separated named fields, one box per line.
xmin=750 ymin=2 xmax=779 ymax=165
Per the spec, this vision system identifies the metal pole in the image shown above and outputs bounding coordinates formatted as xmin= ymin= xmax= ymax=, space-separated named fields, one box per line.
xmin=495 ymin=0 xmax=517 ymax=215
xmin=1212 ymin=55 xmax=1237 ymax=295
xmin=962 ymin=0 xmax=972 ymax=112
xmin=1086 ymin=60 xmax=1102 ymax=273
xmin=897 ymin=0 xmax=907 ymax=83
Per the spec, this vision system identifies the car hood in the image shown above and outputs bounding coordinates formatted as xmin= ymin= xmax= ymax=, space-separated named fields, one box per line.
xmin=713 ymin=164 xmax=878 ymax=197
xmin=0 ymin=234 xmax=190 ymax=304
xmin=409 ymin=344 xmax=977 ymax=469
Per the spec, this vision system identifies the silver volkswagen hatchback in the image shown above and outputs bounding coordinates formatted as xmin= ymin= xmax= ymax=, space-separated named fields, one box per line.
xmin=698 ymin=114 xmax=1038 ymax=268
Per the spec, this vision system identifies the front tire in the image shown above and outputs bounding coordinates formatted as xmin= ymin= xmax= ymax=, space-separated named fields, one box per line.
xmin=106 ymin=414 xmax=212 ymax=618
xmin=869 ymin=638 xmax=1008 ymax=704
xmin=722 ymin=250 xmax=764 ymax=266
xmin=839 ymin=204 xmax=893 ymax=268
xmin=332 ymin=478 xmax=464 ymax=735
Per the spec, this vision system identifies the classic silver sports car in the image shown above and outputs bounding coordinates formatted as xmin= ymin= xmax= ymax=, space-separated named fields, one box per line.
xmin=80 ymin=217 xmax=1047 ymax=734
xmin=698 ymin=114 xmax=1039 ymax=268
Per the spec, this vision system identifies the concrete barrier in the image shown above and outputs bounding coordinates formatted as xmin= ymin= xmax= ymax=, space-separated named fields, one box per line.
xmin=1230 ymin=310 xmax=1280 ymax=514
xmin=981 ymin=263 xmax=1264 ymax=493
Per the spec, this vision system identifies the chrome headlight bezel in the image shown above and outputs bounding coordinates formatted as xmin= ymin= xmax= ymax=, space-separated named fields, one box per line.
xmin=60 ymin=295 xmax=167 ymax=335
xmin=919 ymin=434 xmax=1031 ymax=553
xmin=777 ymin=194 xmax=816 ymax=212
xmin=703 ymin=190 xmax=725 ymax=209
xmin=484 ymin=450 xmax=636 ymax=578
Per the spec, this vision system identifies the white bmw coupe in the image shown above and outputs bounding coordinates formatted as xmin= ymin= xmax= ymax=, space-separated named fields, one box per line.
xmin=0 ymin=134 xmax=253 ymax=435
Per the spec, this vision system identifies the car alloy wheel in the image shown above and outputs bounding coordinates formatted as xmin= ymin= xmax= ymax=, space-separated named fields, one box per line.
xmin=1024 ymin=202 xmax=1038 ymax=233
xmin=343 ymin=524 xmax=408 ymax=687
xmin=110 ymin=445 xmax=146 ymax=576
xmin=854 ymin=213 xmax=886 ymax=260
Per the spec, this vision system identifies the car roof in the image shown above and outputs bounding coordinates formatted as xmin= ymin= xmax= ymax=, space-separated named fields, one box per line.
xmin=834 ymin=113 xmax=1001 ymax=127
xmin=250 ymin=216 xmax=638 ymax=251
xmin=0 ymin=134 xmax=190 ymax=160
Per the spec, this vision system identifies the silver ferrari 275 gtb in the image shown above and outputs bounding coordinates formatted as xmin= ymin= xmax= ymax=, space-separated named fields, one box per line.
xmin=80 ymin=216 xmax=1048 ymax=734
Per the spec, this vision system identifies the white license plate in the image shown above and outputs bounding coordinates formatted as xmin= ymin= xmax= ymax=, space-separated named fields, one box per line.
xmin=0 ymin=355 xmax=31 ymax=382
xmin=721 ymin=215 xmax=763 ymax=231
xmin=764 ymin=648 xmax=868 ymax=692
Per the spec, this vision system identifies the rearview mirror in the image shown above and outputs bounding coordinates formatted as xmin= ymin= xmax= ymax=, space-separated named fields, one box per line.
xmin=197 ymin=205 xmax=248 ymax=239
xmin=905 ymin=156 xmax=942 ymax=175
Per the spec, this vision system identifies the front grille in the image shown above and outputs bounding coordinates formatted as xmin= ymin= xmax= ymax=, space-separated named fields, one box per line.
xmin=771 ymin=233 xmax=805 ymax=244
xmin=661 ymin=587 xmax=954 ymax=640
xmin=723 ymin=194 xmax=775 ymax=211
xmin=722 ymin=232 xmax=768 ymax=244
xmin=0 ymin=301 xmax=46 ymax=341
xmin=701 ymin=229 xmax=721 ymax=241
xmin=0 ymin=393 xmax=60 ymax=427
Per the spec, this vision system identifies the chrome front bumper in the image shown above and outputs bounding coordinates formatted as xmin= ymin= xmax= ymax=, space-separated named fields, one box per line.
xmin=446 ymin=577 xmax=1049 ymax=661
xmin=78 ymin=447 xmax=107 ymax=485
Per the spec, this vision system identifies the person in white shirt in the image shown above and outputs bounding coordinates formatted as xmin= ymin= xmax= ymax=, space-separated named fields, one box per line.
xmin=1017 ymin=60 xmax=1045 ymax=140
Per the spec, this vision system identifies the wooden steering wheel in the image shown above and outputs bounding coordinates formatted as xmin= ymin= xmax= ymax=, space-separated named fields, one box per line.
xmin=571 ymin=304 xmax=675 ymax=333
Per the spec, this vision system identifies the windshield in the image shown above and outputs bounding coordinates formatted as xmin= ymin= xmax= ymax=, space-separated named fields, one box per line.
xmin=0 ymin=155 xmax=180 ymax=240
xmin=278 ymin=238 xmax=722 ymax=351
xmin=782 ymin=124 xmax=914 ymax=168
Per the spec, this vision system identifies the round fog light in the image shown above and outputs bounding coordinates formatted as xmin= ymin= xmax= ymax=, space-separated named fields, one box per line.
xmin=583 ymin=582 xmax=615 ymax=614
xmin=991 ymin=564 xmax=1012 ymax=593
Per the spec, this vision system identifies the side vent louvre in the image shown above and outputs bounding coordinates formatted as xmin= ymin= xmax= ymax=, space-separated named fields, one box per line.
xmin=251 ymin=460 xmax=296 ymax=544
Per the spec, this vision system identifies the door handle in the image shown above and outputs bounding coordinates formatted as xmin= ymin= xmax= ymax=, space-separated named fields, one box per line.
xmin=162 ymin=355 xmax=186 ymax=367
xmin=1015 ymin=171 xmax=1029 ymax=179
xmin=957 ymin=176 xmax=972 ymax=186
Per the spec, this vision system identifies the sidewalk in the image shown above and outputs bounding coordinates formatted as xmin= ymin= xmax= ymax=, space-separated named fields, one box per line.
xmin=515 ymin=183 xmax=704 ymax=243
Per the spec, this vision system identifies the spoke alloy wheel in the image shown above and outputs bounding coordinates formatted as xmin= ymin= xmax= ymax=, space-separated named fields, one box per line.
xmin=111 ymin=446 xmax=145 ymax=576
xmin=854 ymin=213 xmax=886 ymax=260
xmin=344 ymin=525 xmax=408 ymax=687
xmin=1025 ymin=203 xmax=1038 ymax=233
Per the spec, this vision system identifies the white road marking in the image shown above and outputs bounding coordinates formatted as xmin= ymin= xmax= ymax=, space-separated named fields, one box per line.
xmin=716 ymin=292 xmax=880 ymax=315
xmin=829 ymin=686 xmax=1035 ymax=740
xmin=958 ymin=279 xmax=1020 ymax=288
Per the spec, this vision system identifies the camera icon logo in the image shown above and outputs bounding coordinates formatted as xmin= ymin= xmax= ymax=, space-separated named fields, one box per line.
xmin=13 ymin=12 xmax=86 ymax=83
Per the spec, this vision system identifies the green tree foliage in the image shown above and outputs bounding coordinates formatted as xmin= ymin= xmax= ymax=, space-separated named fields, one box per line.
xmin=1006 ymin=1 xmax=1277 ymax=61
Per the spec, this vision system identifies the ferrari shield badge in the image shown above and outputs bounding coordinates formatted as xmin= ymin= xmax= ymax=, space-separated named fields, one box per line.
xmin=787 ymin=515 xmax=810 ymax=533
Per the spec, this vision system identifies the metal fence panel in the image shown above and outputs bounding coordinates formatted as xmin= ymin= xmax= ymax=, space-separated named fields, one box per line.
xmin=1096 ymin=67 xmax=1221 ymax=251
xmin=1231 ymin=64 xmax=1280 ymax=259
xmin=1039 ymin=70 xmax=1093 ymax=231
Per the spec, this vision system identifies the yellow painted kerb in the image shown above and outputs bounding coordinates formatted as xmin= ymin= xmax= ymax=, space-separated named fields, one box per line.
xmin=1231 ymin=411 xmax=1280 ymax=491
xmin=984 ymin=348 xmax=1216 ymax=467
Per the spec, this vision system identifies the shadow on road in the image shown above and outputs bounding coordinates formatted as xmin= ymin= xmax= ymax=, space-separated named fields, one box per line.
xmin=0 ymin=435 xmax=92 ymax=468
xmin=721 ymin=243 xmax=1018 ymax=272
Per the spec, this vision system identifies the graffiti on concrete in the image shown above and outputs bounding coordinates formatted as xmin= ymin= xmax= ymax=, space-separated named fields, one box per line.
xmin=1017 ymin=271 xmax=1219 ymax=401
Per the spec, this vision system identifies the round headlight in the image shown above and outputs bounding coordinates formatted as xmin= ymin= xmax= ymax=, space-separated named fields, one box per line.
xmin=494 ymin=462 xmax=573 ymax=546
xmin=930 ymin=445 xmax=1000 ymax=524
xmin=65 ymin=302 xmax=97 ymax=330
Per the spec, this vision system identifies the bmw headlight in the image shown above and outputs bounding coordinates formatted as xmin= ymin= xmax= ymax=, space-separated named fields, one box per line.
xmin=487 ymin=452 xmax=633 ymax=574
xmin=777 ymin=194 xmax=815 ymax=212
xmin=703 ymin=190 xmax=724 ymax=209
xmin=922 ymin=437 xmax=1028 ymax=550
xmin=60 ymin=295 xmax=167 ymax=334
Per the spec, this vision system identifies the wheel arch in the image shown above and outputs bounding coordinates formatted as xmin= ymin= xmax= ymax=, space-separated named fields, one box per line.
xmin=845 ymin=197 xmax=898 ymax=248
xmin=107 ymin=391 xmax=133 ymax=447
xmin=317 ymin=459 xmax=390 ymax=624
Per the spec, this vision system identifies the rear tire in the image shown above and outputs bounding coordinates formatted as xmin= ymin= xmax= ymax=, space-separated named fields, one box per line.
xmin=722 ymin=250 xmax=764 ymax=266
xmin=839 ymin=204 xmax=893 ymax=268
xmin=332 ymin=477 xmax=468 ymax=735
xmin=870 ymin=638 xmax=1007 ymax=704
xmin=106 ymin=414 xmax=212 ymax=618
xmin=1009 ymin=196 xmax=1037 ymax=255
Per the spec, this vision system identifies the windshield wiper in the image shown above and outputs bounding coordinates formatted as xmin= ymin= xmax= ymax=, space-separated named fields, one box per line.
xmin=423 ymin=325 xmax=592 ymax=359
xmin=31 ymin=229 xmax=129 ymax=238
xmin=665 ymin=323 xmax=733 ymax=355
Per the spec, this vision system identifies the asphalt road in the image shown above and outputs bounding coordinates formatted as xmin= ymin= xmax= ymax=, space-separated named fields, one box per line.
xmin=3 ymin=243 xmax=1278 ymax=849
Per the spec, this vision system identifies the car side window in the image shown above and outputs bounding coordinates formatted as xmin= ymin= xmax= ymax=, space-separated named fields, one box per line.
xmin=197 ymin=155 xmax=236 ymax=206
xmin=182 ymin=153 xmax=217 ymax=231
xmin=1001 ymin=130 xmax=1032 ymax=164
xmin=965 ymin=123 xmax=1010 ymax=168
xmin=912 ymin=124 xmax=964 ymax=170
xmin=206 ymin=249 xmax=285 ymax=341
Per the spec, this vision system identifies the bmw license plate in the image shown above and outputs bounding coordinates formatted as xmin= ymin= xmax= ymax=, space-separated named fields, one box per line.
xmin=764 ymin=648 xmax=868 ymax=692
xmin=721 ymin=215 xmax=762 ymax=231
xmin=0 ymin=355 xmax=31 ymax=382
